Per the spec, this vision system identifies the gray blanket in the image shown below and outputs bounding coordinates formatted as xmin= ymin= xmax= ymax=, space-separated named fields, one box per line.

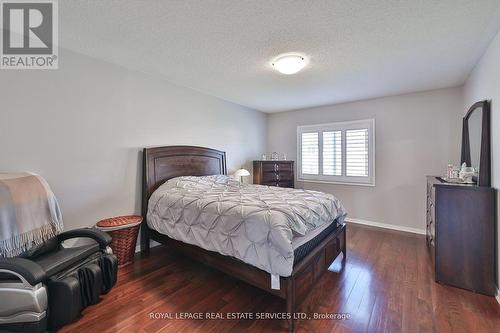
xmin=147 ymin=175 xmax=346 ymax=277
xmin=0 ymin=173 xmax=63 ymax=258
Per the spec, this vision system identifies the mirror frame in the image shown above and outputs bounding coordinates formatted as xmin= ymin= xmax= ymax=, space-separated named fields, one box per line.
xmin=460 ymin=100 xmax=491 ymax=186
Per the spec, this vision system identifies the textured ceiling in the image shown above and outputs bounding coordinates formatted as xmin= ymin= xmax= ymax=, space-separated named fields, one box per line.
xmin=60 ymin=0 xmax=500 ymax=112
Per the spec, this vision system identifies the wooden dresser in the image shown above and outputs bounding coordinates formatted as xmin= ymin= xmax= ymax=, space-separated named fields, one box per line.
xmin=253 ymin=161 xmax=294 ymax=188
xmin=426 ymin=176 xmax=497 ymax=295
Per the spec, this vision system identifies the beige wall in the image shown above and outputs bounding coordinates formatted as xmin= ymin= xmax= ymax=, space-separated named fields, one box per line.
xmin=463 ymin=29 xmax=500 ymax=291
xmin=0 ymin=49 xmax=267 ymax=232
xmin=267 ymin=88 xmax=463 ymax=232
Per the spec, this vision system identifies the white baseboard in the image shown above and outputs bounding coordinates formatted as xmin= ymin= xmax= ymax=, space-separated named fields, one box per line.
xmin=345 ymin=217 xmax=426 ymax=235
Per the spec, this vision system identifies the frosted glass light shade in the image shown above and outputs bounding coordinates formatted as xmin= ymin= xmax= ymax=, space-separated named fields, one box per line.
xmin=234 ymin=169 xmax=250 ymax=177
xmin=272 ymin=54 xmax=308 ymax=74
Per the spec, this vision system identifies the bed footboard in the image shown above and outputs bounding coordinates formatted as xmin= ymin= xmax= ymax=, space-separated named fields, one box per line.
xmin=285 ymin=223 xmax=346 ymax=332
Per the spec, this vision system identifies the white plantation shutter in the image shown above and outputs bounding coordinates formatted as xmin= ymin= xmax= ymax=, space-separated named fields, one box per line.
xmin=323 ymin=131 xmax=342 ymax=176
xmin=346 ymin=129 xmax=369 ymax=177
xmin=298 ymin=119 xmax=374 ymax=185
xmin=301 ymin=132 xmax=319 ymax=175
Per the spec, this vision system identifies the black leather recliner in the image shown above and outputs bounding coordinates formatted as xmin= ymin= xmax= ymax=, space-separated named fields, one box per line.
xmin=0 ymin=228 xmax=118 ymax=333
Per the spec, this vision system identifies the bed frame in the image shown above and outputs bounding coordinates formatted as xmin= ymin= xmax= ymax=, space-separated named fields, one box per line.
xmin=141 ymin=146 xmax=346 ymax=332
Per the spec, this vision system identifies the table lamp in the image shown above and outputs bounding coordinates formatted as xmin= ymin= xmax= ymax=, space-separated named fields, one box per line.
xmin=234 ymin=168 xmax=250 ymax=183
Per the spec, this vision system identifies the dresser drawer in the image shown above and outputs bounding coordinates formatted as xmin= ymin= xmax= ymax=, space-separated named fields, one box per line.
xmin=262 ymin=172 xmax=278 ymax=182
xmin=263 ymin=172 xmax=293 ymax=182
xmin=261 ymin=162 xmax=279 ymax=173
xmin=261 ymin=180 xmax=294 ymax=188
xmin=276 ymin=181 xmax=293 ymax=188
xmin=276 ymin=171 xmax=293 ymax=181
xmin=277 ymin=162 xmax=293 ymax=173
xmin=261 ymin=171 xmax=294 ymax=182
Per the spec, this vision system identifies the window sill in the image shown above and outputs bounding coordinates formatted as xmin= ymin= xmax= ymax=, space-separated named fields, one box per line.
xmin=296 ymin=178 xmax=376 ymax=187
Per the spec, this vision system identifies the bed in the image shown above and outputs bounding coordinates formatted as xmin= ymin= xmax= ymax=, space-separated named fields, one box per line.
xmin=141 ymin=146 xmax=347 ymax=332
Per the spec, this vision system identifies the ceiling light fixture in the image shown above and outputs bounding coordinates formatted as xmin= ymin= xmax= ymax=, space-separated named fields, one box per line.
xmin=271 ymin=53 xmax=308 ymax=75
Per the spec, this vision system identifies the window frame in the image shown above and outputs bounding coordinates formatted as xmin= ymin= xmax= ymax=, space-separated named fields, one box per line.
xmin=297 ymin=119 xmax=375 ymax=186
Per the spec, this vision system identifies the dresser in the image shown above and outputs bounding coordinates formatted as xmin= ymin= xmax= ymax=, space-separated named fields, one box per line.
xmin=253 ymin=161 xmax=294 ymax=188
xmin=426 ymin=176 xmax=497 ymax=295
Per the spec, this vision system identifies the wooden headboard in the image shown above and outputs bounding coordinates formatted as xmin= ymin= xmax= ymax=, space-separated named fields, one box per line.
xmin=142 ymin=145 xmax=227 ymax=214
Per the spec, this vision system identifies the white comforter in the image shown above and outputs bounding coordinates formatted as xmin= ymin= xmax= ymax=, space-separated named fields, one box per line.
xmin=147 ymin=175 xmax=346 ymax=277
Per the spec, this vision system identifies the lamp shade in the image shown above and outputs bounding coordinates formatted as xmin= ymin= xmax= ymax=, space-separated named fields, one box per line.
xmin=234 ymin=169 xmax=250 ymax=177
xmin=272 ymin=54 xmax=308 ymax=74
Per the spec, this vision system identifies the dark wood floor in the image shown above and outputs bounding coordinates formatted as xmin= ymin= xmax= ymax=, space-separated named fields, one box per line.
xmin=60 ymin=223 xmax=500 ymax=333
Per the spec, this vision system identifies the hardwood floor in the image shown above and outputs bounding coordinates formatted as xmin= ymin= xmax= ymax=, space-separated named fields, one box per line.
xmin=60 ymin=223 xmax=500 ymax=333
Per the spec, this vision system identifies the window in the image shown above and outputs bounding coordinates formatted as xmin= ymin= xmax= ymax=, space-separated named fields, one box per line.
xmin=297 ymin=119 xmax=375 ymax=186
xmin=301 ymin=132 xmax=319 ymax=175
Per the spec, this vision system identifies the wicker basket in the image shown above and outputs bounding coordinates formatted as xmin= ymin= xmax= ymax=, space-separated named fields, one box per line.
xmin=96 ymin=215 xmax=142 ymax=266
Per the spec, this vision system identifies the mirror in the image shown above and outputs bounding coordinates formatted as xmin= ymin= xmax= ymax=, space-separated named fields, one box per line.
xmin=467 ymin=106 xmax=482 ymax=171
xmin=460 ymin=100 xmax=491 ymax=186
